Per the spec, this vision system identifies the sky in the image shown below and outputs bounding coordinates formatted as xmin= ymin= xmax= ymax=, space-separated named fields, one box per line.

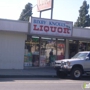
xmin=0 ymin=0 xmax=90 ymax=24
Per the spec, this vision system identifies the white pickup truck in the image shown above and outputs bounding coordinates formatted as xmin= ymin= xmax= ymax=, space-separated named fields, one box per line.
xmin=54 ymin=51 xmax=90 ymax=79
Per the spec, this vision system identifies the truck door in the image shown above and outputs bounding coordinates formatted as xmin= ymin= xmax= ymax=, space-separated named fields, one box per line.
xmin=84 ymin=53 xmax=90 ymax=71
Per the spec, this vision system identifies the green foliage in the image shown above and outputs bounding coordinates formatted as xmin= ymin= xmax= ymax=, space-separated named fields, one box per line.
xmin=19 ymin=3 xmax=33 ymax=21
xmin=74 ymin=0 xmax=90 ymax=27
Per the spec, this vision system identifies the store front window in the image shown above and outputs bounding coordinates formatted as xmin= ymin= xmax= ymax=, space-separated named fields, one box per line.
xmin=57 ymin=39 xmax=65 ymax=60
xmin=87 ymin=42 xmax=90 ymax=51
xmin=24 ymin=36 xmax=40 ymax=67
xmin=78 ymin=41 xmax=90 ymax=51
xmin=40 ymin=38 xmax=56 ymax=66
xmin=79 ymin=41 xmax=87 ymax=51
xmin=24 ymin=35 xmax=66 ymax=67
xmin=69 ymin=40 xmax=90 ymax=58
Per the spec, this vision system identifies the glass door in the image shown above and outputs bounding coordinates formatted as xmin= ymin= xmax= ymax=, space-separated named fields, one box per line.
xmin=24 ymin=36 xmax=40 ymax=67
xmin=40 ymin=37 xmax=56 ymax=67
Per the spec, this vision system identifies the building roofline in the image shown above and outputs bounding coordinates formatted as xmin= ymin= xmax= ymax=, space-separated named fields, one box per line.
xmin=0 ymin=18 xmax=29 ymax=23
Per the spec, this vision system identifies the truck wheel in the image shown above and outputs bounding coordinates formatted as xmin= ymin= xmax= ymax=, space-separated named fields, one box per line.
xmin=71 ymin=67 xmax=82 ymax=80
xmin=56 ymin=71 xmax=67 ymax=78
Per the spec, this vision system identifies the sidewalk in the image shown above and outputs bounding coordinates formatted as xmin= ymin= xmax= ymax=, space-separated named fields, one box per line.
xmin=0 ymin=67 xmax=57 ymax=78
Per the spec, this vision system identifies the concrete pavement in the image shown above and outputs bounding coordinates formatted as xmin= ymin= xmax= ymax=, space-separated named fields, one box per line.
xmin=0 ymin=67 xmax=56 ymax=78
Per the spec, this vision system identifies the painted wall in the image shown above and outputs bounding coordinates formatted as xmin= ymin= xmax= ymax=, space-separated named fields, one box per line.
xmin=0 ymin=19 xmax=28 ymax=33
xmin=0 ymin=32 xmax=27 ymax=69
xmin=73 ymin=27 xmax=90 ymax=39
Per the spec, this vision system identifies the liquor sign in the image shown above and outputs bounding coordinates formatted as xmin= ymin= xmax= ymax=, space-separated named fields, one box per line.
xmin=30 ymin=17 xmax=73 ymax=37
xmin=37 ymin=0 xmax=52 ymax=12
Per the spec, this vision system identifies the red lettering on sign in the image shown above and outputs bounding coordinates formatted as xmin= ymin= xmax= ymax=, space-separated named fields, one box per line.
xmin=33 ymin=24 xmax=71 ymax=34
xmin=63 ymin=28 xmax=67 ymax=33
xmin=44 ymin=26 xmax=49 ymax=32
xmin=33 ymin=25 xmax=39 ymax=31
xmin=39 ymin=25 xmax=43 ymax=31
xmin=64 ymin=28 xmax=70 ymax=34
xmin=57 ymin=27 xmax=62 ymax=33
xmin=50 ymin=26 xmax=57 ymax=32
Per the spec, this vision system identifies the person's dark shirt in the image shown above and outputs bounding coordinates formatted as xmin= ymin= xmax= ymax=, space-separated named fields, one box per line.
xmin=49 ymin=51 xmax=53 ymax=56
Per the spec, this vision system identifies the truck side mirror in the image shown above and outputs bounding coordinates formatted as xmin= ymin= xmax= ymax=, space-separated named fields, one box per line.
xmin=86 ymin=57 xmax=89 ymax=60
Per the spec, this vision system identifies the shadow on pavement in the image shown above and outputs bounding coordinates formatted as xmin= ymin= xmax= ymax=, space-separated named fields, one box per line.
xmin=57 ymin=75 xmax=90 ymax=81
xmin=0 ymin=75 xmax=90 ymax=82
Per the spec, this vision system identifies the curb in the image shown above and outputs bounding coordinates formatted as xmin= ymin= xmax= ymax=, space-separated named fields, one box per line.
xmin=0 ymin=75 xmax=57 ymax=78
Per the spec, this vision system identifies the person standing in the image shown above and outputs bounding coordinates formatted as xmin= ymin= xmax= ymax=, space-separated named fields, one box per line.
xmin=49 ymin=49 xmax=53 ymax=65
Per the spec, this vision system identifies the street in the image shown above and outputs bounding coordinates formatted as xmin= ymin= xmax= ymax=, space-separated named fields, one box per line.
xmin=0 ymin=76 xmax=90 ymax=90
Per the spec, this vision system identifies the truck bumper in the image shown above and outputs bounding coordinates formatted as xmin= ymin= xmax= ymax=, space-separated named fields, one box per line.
xmin=54 ymin=66 xmax=72 ymax=73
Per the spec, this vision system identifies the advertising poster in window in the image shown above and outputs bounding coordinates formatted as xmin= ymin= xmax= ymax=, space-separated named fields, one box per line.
xmin=57 ymin=43 xmax=65 ymax=60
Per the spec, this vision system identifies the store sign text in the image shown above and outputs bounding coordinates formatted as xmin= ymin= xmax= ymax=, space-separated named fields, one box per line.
xmin=30 ymin=17 xmax=73 ymax=37
xmin=33 ymin=24 xmax=70 ymax=34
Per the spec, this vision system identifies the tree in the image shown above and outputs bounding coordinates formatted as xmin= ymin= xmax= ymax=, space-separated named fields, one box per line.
xmin=19 ymin=3 xmax=33 ymax=21
xmin=74 ymin=0 xmax=90 ymax=27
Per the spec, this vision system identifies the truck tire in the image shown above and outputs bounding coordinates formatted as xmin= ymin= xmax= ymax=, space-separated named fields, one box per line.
xmin=56 ymin=71 xmax=67 ymax=78
xmin=71 ymin=67 xmax=82 ymax=80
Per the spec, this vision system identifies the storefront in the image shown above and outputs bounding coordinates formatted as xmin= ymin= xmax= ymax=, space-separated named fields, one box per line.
xmin=0 ymin=17 xmax=90 ymax=69
xmin=24 ymin=17 xmax=73 ymax=67
xmin=24 ymin=17 xmax=90 ymax=68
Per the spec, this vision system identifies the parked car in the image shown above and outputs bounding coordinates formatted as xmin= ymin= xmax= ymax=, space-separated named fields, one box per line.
xmin=54 ymin=51 xmax=90 ymax=79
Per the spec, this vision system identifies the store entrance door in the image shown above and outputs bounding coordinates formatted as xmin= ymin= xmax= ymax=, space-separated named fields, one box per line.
xmin=24 ymin=36 xmax=40 ymax=68
xmin=40 ymin=38 xmax=56 ymax=67
xmin=69 ymin=43 xmax=78 ymax=58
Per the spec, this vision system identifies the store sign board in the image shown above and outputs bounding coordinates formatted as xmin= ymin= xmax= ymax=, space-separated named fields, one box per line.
xmin=30 ymin=17 xmax=73 ymax=37
xmin=37 ymin=0 xmax=52 ymax=12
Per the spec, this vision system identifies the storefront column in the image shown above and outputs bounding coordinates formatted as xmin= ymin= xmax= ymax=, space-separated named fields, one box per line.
xmin=39 ymin=37 xmax=41 ymax=67
xmin=56 ymin=38 xmax=58 ymax=60
xmin=65 ymin=39 xmax=69 ymax=59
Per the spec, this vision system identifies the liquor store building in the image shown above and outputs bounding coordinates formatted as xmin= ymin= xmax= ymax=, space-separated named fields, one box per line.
xmin=0 ymin=17 xmax=90 ymax=69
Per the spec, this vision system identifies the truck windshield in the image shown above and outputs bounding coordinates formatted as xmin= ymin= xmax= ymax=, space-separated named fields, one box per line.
xmin=71 ymin=52 xmax=88 ymax=59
